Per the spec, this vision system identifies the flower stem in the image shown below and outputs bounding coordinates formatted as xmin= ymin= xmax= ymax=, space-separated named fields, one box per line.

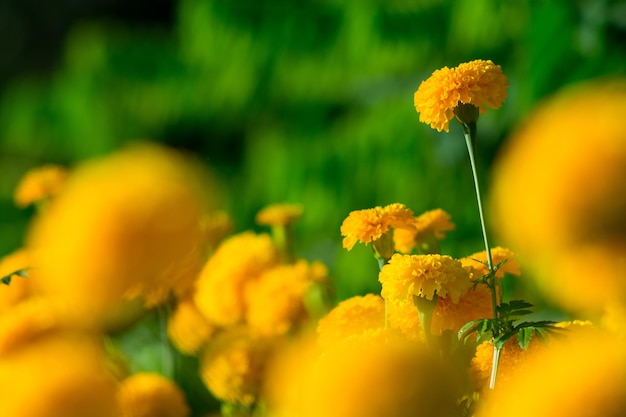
xmin=461 ymin=121 xmax=501 ymax=389
xmin=158 ymin=304 xmax=175 ymax=378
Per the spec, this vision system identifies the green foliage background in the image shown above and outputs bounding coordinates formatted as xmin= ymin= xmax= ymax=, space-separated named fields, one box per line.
xmin=1 ymin=1 xmax=625 ymax=415
xmin=2 ymin=0 xmax=625 ymax=298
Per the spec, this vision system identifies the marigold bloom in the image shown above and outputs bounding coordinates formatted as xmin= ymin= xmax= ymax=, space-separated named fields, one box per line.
xmin=460 ymin=247 xmax=521 ymax=279
xmin=340 ymin=203 xmax=415 ymax=251
xmin=379 ymin=253 xmax=471 ymax=304
xmin=26 ymin=143 xmax=212 ymax=327
xmin=0 ymin=332 xmax=118 ymax=417
xmin=117 ymin=373 xmax=190 ymax=417
xmin=316 ymin=294 xmax=386 ymax=349
xmin=267 ymin=331 xmax=463 ymax=417
xmin=478 ymin=332 xmax=626 ymax=417
xmin=255 ymin=203 xmax=303 ymax=226
xmin=245 ymin=260 xmax=326 ymax=336
xmin=414 ymin=60 xmax=508 ymax=132
xmin=167 ymin=297 xmax=216 ymax=355
xmin=200 ymin=328 xmax=275 ymax=406
xmin=491 ymin=80 xmax=626 ymax=312
xmin=13 ymin=164 xmax=69 ymax=208
xmin=431 ymin=284 xmax=493 ymax=336
xmin=386 ymin=299 xmax=423 ymax=341
xmin=194 ymin=232 xmax=280 ymax=327
xmin=0 ymin=297 xmax=60 ymax=354
xmin=393 ymin=208 xmax=456 ymax=254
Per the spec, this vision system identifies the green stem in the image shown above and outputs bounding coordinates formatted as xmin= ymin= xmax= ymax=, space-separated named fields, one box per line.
xmin=158 ymin=304 xmax=175 ymax=378
xmin=461 ymin=122 xmax=501 ymax=389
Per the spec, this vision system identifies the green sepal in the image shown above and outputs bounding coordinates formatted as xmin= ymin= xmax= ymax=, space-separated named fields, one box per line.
xmin=1 ymin=268 xmax=30 ymax=285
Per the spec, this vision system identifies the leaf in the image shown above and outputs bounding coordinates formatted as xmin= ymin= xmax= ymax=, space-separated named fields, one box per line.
xmin=0 ymin=268 xmax=30 ymax=286
xmin=517 ymin=327 xmax=533 ymax=350
xmin=458 ymin=319 xmax=485 ymax=342
xmin=0 ymin=275 xmax=11 ymax=285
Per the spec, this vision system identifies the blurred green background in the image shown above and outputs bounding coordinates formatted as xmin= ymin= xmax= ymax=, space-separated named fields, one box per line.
xmin=2 ymin=0 xmax=626 ymax=301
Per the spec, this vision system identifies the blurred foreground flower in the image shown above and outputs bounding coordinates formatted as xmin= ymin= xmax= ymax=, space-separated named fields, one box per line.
xmin=266 ymin=331 xmax=463 ymax=417
xmin=491 ymin=79 xmax=626 ymax=313
xmin=117 ymin=372 xmax=190 ymax=417
xmin=414 ymin=59 xmax=508 ymax=132
xmin=26 ymin=142 xmax=214 ymax=328
xmin=13 ymin=164 xmax=69 ymax=208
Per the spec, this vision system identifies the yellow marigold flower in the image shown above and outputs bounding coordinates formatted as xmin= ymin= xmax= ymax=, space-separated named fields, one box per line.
xmin=167 ymin=297 xmax=216 ymax=355
xmin=386 ymin=298 xmax=423 ymax=342
xmin=431 ymin=284 xmax=493 ymax=336
xmin=491 ymin=80 xmax=626 ymax=312
xmin=470 ymin=336 xmax=546 ymax=392
xmin=201 ymin=210 xmax=234 ymax=254
xmin=477 ymin=332 xmax=626 ymax=417
xmin=194 ymin=232 xmax=280 ymax=327
xmin=117 ymin=372 xmax=190 ymax=417
xmin=200 ymin=327 xmax=275 ymax=406
xmin=414 ymin=60 xmax=508 ymax=132
xmin=13 ymin=164 xmax=69 ymax=208
xmin=0 ymin=249 xmax=33 ymax=311
xmin=393 ymin=208 xmax=456 ymax=254
xmin=245 ymin=260 xmax=326 ymax=336
xmin=340 ymin=203 xmax=415 ymax=251
xmin=267 ymin=331 xmax=463 ymax=417
xmin=255 ymin=203 xmax=303 ymax=226
xmin=0 ymin=332 xmax=118 ymax=417
xmin=379 ymin=253 xmax=471 ymax=304
xmin=460 ymin=247 xmax=521 ymax=279
xmin=316 ymin=294 xmax=385 ymax=349
xmin=26 ymin=143 xmax=211 ymax=327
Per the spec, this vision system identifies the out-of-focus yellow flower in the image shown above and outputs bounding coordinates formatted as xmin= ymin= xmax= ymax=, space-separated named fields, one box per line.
xmin=316 ymin=294 xmax=385 ymax=349
xmin=26 ymin=143 xmax=211 ymax=327
xmin=167 ymin=296 xmax=216 ymax=355
xmin=394 ymin=208 xmax=456 ymax=254
xmin=0 ymin=332 xmax=118 ymax=417
xmin=267 ymin=330 xmax=463 ymax=417
xmin=13 ymin=164 xmax=69 ymax=208
xmin=255 ymin=203 xmax=303 ymax=226
xmin=0 ymin=248 xmax=32 ymax=310
xmin=117 ymin=372 xmax=190 ymax=417
xmin=0 ymin=297 xmax=60 ymax=354
xmin=414 ymin=60 xmax=508 ymax=132
xmin=201 ymin=210 xmax=234 ymax=254
xmin=194 ymin=232 xmax=280 ymax=327
xmin=478 ymin=332 xmax=626 ymax=417
xmin=491 ymin=80 xmax=626 ymax=312
xmin=245 ymin=260 xmax=326 ymax=336
xmin=460 ymin=247 xmax=521 ymax=279
xmin=200 ymin=327 xmax=275 ymax=406
xmin=379 ymin=253 xmax=471 ymax=303
xmin=340 ymin=203 xmax=415 ymax=256
xmin=386 ymin=298 xmax=423 ymax=341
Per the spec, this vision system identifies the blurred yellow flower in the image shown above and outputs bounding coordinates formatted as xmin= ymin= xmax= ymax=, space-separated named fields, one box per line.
xmin=167 ymin=296 xmax=216 ymax=355
xmin=0 ymin=332 xmax=118 ymax=417
xmin=13 ymin=164 xmax=69 ymax=208
xmin=478 ymin=332 xmax=626 ymax=417
xmin=340 ymin=203 xmax=415 ymax=251
xmin=461 ymin=247 xmax=521 ymax=279
xmin=379 ymin=253 xmax=471 ymax=303
xmin=491 ymin=80 xmax=626 ymax=312
xmin=245 ymin=259 xmax=326 ymax=336
xmin=316 ymin=294 xmax=385 ymax=349
xmin=386 ymin=298 xmax=423 ymax=341
xmin=200 ymin=327 xmax=275 ymax=406
xmin=117 ymin=372 xmax=190 ymax=417
xmin=194 ymin=232 xmax=280 ymax=327
xmin=394 ymin=208 xmax=456 ymax=254
xmin=414 ymin=60 xmax=508 ymax=132
xmin=0 ymin=297 xmax=60 ymax=354
xmin=26 ymin=143 xmax=212 ymax=327
xmin=267 ymin=330 xmax=463 ymax=417
xmin=255 ymin=203 xmax=303 ymax=226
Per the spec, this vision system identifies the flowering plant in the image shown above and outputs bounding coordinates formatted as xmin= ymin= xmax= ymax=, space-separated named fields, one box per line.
xmin=2 ymin=63 xmax=626 ymax=417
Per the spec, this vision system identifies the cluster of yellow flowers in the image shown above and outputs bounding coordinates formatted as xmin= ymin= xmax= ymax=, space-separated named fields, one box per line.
xmin=2 ymin=59 xmax=626 ymax=417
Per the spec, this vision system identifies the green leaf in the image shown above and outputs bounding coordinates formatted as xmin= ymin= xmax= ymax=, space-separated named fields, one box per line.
xmin=517 ymin=327 xmax=533 ymax=350
xmin=457 ymin=319 xmax=485 ymax=342
xmin=0 ymin=268 xmax=30 ymax=286
xmin=1 ymin=275 xmax=11 ymax=285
